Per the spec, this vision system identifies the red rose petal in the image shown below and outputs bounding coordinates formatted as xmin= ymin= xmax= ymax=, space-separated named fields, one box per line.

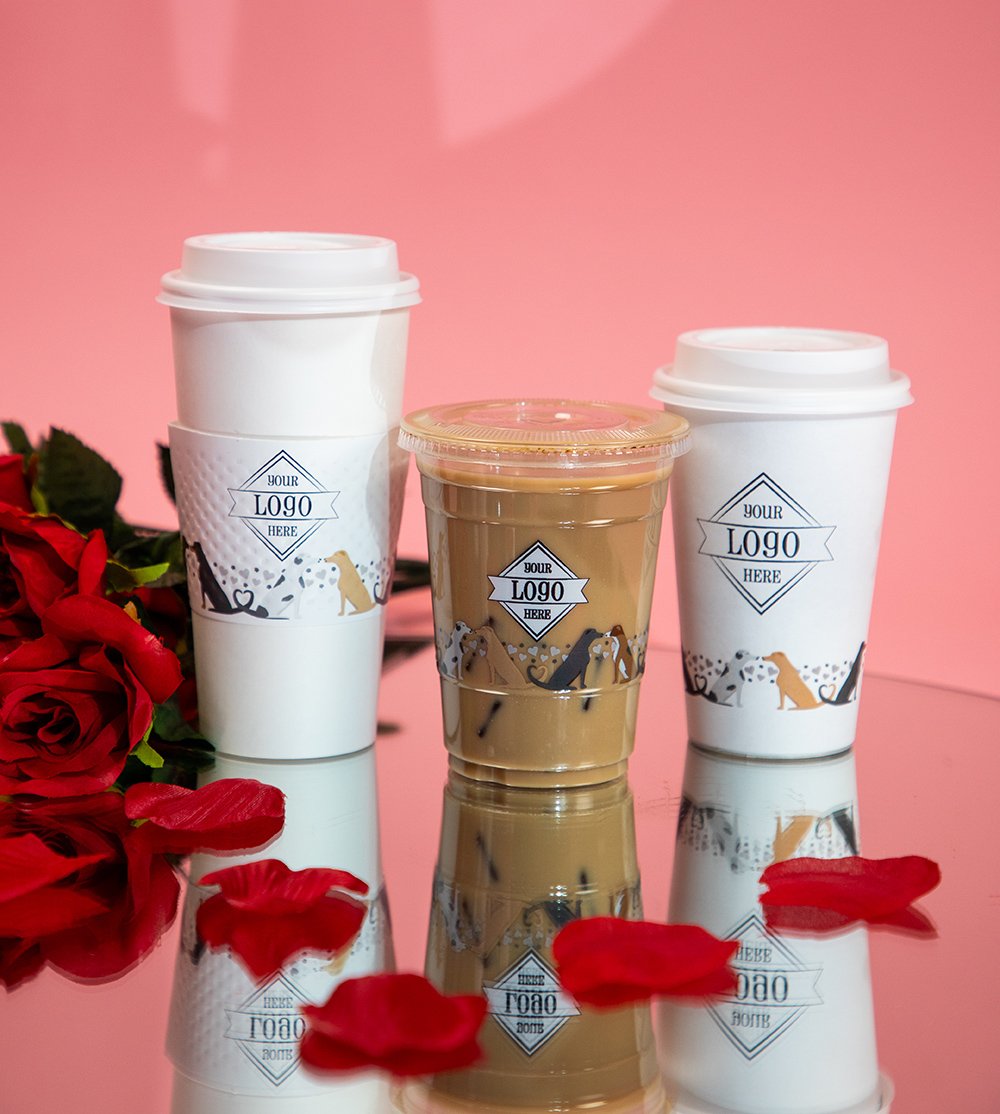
xmin=0 ymin=833 xmax=111 ymax=903
xmin=195 ymin=859 xmax=368 ymax=982
xmin=759 ymin=855 xmax=941 ymax=926
xmin=0 ymin=937 xmax=45 ymax=990
xmin=553 ymin=918 xmax=738 ymax=1007
xmin=44 ymin=851 xmax=181 ymax=980
xmin=301 ymin=1031 xmax=485 ymax=1078
xmin=0 ymin=508 xmax=91 ymax=616
xmin=763 ymin=901 xmax=938 ymax=938
xmin=198 ymin=859 xmax=368 ymax=912
xmin=300 ymin=973 xmax=487 ymax=1077
xmin=42 ymin=595 xmax=182 ymax=703
xmin=75 ymin=532 xmax=109 ymax=597
xmin=1 ymin=887 xmax=109 ymax=937
xmin=124 ymin=779 xmax=285 ymax=855
xmin=0 ymin=794 xmax=182 ymax=983
xmin=0 ymin=455 xmax=32 ymax=513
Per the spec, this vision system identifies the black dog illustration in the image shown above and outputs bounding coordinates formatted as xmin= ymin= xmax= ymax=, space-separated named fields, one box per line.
xmin=819 ymin=642 xmax=866 ymax=705
xmin=527 ymin=628 xmax=603 ymax=691
xmin=830 ymin=806 xmax=859 ymax=855
xmin=185 ymin=538 xmax=239 ymax=614
xmin=183 ymin=537 xmax=274 ymax=619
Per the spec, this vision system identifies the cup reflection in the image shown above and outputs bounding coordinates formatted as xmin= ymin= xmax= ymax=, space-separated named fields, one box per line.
xmin=167 ymin=747 xmax=392 ymax=1112
xmin=659 ymin=743 xmax=891 ymax=1114
xmin=403 ymin=769 xmax=663 ymax=1113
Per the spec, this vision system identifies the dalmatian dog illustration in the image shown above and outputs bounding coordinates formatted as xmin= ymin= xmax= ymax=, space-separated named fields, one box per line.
xmin=438 ymin=621 xmax=474 ymax=680
xmin=704 ymin=649 xmax=754 ymax=706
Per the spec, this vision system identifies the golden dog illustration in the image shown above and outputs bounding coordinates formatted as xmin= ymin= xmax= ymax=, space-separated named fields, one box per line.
xmin=763 ymin=651 xmax=821 ymax=710
xmin=324 ymin=550 xmax=387 ymax=615
xmin=462 ymin=625 xmax=529 ymax=688
xmin=772 ymin=814 xmax=816 ymax=862
xmin=431 ymin=530 xmax=447 ymax=601
xmin=609 ymin=624 xmax=636 ymax=684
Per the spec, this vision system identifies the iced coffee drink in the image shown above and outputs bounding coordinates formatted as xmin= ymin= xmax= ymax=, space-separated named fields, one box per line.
xmin=417 ymin=771 xmax=661 ymax=1112
xmin=399 ymin=401 xmax=689 ymax=785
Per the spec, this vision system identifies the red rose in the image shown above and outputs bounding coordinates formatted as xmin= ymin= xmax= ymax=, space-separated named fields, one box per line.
xmin=0 ymin=455 xmax=32 ymax=513
xmin=112 ymin=586 xmax=189 ymax=651
xmin=0 ymin=776 xmax=290 ymax=988
xmin=0 ymin=502 xmax=107 ymax=655
xmin=0 ymin=596 xmax=181 ymax=797
xmin=0 ymin=793 xmax=180 ymax=987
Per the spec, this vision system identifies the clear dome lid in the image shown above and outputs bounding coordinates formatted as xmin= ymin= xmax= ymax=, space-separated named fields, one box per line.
xmin=399 ymin=399 xmax=690 ymax=471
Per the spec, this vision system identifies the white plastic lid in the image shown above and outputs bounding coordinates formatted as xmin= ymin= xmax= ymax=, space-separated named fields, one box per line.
xmin=651 ymin=327 xmax=912 ymax=416
xmin=159 ymin=232 xmax=420 ymax=314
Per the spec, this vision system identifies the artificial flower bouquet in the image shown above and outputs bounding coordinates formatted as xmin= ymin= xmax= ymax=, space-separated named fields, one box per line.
xmin=0 ymin=426 xmax=287 ymax=988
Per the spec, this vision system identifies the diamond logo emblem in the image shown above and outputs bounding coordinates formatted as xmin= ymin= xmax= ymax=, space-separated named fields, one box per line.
xmin=228 ymin=450 xmax=339 ymax=561
xmin=484 ymin=949 xmax=580 ymax=1055
xmin=708 ymin=912 xmax=822 ymax=1060
xmin=697 ymin=473 xmax=835 ymax=614
xmin=488 ymin=541 xmax=589 ymax=639
xmin=224 ymin=972 xmax=309 ymax=1085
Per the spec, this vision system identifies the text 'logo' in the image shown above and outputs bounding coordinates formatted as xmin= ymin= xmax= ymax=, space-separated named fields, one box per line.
xmin=698 ymin=473 xmax=834 ymax=614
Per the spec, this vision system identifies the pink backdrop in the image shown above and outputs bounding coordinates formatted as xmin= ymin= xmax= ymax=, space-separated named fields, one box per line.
xmin=1 ymin=6 xmax=998 ymax=1110
xmin=0 ymin=2 xmax=996 ymax=688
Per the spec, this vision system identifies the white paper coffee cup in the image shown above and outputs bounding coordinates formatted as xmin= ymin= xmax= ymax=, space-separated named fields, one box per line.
xmin=652 ymin=327 xmax=912 ymax=759
xmin=166 ymin=748 xmax=394 ymax=1105
xmin=160 ymin=232 xmax=418 ymax=760
xmin=659 ymin=743 xmax=890 ymax=1114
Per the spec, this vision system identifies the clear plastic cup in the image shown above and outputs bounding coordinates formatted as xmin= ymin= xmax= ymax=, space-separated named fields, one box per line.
xmin=160 ymin=232 xmax=419 ymax=760
xmin=652 ymin=328 xmax=912 ymax=759
xmin=418 ymin=771 xmax=662 ymax=1113
xmin=399 ymin=400 xmax=689 ymax=786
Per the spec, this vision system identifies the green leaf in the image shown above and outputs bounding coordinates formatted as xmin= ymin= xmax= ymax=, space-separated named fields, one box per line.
xmin=152 ymin=699 xmax=205 ymax=743
xmin=133 ymin=734 xmax=165 ymax=769
xmin=107 ymin=513 xmax=139 ymax=553
xmin=37 ymin=428 xmax=122 ymax=535
xmin=2 ymin=422 xmax=32 ymax=456
xmin=106 ymin=559 xmax=171 ymax=592
xmin=112 ymin=529 xmax=185 ymax=580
